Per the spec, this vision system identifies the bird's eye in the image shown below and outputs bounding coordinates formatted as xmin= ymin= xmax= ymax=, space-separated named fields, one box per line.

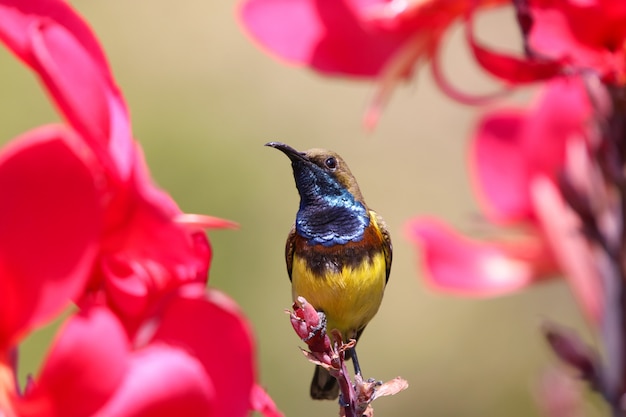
xmin=324 ymin=157 xmax=337 ymax=170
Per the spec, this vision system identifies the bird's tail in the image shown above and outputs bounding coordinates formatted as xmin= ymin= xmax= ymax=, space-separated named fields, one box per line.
xmin=310 ymin=365 xmax=339 ymax=400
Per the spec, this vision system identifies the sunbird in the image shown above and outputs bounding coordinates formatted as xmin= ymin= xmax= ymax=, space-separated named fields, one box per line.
xmin=266 ymin=142 xmax=392 ymax=400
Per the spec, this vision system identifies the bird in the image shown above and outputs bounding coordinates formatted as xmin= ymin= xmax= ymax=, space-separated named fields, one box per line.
xmin=266 ymin=141 xmax=392 ymax=400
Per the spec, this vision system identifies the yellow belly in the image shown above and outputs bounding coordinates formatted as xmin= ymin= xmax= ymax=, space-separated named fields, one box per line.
xmin=291 ymin=251 xmax=386 ymax=340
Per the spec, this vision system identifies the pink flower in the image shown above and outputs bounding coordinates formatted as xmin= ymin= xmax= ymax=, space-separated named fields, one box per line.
xmin=239 ymin=0 xmax=506 ymax=77
xmin=240 ymin=0 xmax=410 ymax=77
xmin=0 ymin=125 xmax=102 ymax=415
xmin=12 ymin=307 xmax=131 ymax=417
xmin=0 ymin=1 xmax=280 ymax=416
xmin=0 ymin=0 xmax=132 ymax=179
xmin=91 ymin=285 xmax=270 ymax=417
xmin=407 ymin=217 xmax=557 ymax=297
xmin=0 ymin=0 xmax=237 ymax=333
xmin=465 ymin=0 xmax=626 ymax=86
xmin=527 ymin=0 xmax=626 ymax=82
xmin=406 ymin=77 xmax=602 ymax=320
xmin=0 ymin=125 xmax=101 ymax=352
xmin=86 ymin=143 xmax=236 ymax=335
xmin=239 ymin=0 xmax=507 ymax=125
xmin=3 ymin=287 xmax=269 ymax=417
xmin=138 ymin=286 xmax=259 ymax=417
xmin=241 ymin=0 xmax=626 ymax=120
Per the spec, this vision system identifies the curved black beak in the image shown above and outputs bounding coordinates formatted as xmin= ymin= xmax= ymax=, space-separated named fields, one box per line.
xmin=265 ymin=141 xmax=308 ymax=163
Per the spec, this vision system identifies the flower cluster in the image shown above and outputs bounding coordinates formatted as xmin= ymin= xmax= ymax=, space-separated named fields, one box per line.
xmin=0 ymin=1 xmax=280 ymax=416
xmin=289 ymin=297 xmax=407 ymax=417
xmin=239 ymin=0 xmax=626 ymax=414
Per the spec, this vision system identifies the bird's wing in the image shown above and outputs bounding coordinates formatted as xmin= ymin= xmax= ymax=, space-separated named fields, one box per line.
xmin=285 ymin=224 xmax=296 ymax=282
xmin=371 ymin=210 xmax=392 ymax=284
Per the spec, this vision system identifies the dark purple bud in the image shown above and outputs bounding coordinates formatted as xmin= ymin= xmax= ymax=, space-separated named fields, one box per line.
xmin=544 ymin=323 xmax=598 ymax=383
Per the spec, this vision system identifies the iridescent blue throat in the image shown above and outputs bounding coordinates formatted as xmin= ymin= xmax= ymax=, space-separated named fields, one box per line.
xmin=292 ymin=161 xmax=370 ymax=247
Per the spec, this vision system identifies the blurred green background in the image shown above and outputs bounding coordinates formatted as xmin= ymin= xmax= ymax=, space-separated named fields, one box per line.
xmin=0 ymin=1 xmax=602 ymax=416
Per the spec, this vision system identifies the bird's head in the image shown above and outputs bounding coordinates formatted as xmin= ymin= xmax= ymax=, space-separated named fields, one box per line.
xmin=265 ymin=142 xmax=365 ymax=207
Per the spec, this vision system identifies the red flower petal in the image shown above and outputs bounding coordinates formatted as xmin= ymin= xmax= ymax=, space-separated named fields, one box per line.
xmin=90 ymin=146 xmax=212 ymax=334
xmin=470 ymin=78 xmax=590 ymax=223
xmin=465 ymin=8 xmax=564 ymax=83
xmin=18 ymin=307 xmax=129 ymax=417
xmin=365 ymin=0 xmax=511 ymax=112
xmin=176 ymin=213 xmax=239 ymax=230
xmin=250 ymin=384 xmax=284 ymax=417
xmin=428 ymin=40 xmax=512 ymax=106
xmin=97 ymin=224 xmax=210 ymax=335
xmin=30 ymin=17 xmax=132 ymax=180
xmin=529 ymin=0 xmax=626 ymax=70
xmin=30 ymin=22 xmax=111 ymax=153
xmin=150 ymin=286 xmax=257 ymax=417
xmin=92 ymin=344 xmax=214 ymax=417
xmin=0 ymin=126 xmax=100 ymax=348
xmin=239 ymin=0 xmax=409 ymax=76
xmin=406 ymin=217 xmax=555 ymax=296
xmin=0 ymin=0 xmax=109 ymax=70
xmin=0 ymin=0 xmax=133 ymax=180
xmin=102 ymin=259 xmax=150 ymax=319
xmin=470 ymin=110 xmax=531 ymax=222
xmin=528 ymin=8 xmax=605 ymax=67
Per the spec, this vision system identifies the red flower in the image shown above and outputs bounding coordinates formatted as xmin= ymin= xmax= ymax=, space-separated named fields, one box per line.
xmin=90 ymin=286 xmax=268 ymax=417
xmin=0 ymin=0 xmax=131 ymax=179
xmin=13 ymin=307 xmax=130 ymax=417
xmin=407 ymin=217 xmax=557 ymax=296
xmin=0 ymin=1 xmax=280 ymax=416
xmin=527 ymin=0 xmax=626 ymax=83
xmin=466 ymin=0 xmax=626 ymax=87
xmin=239 ymin=0 xmax=626 ymax=118
xmin=239 ymin=0 xmax=505 ymax=125
xmin=3 ymin=287 xmax=267 ymax=417
xmin=0 ymin=126 xmax=101 ymax=352
xmin=0 ymin=125 xmax=102 ymax=415
xmin=87 ymin=143 xmax=236 ymax=334
xmin=406 ymin=77 xmax=602 ymax=320
xmin=239 ymin=0 xmax=508 ymax=77
xmin=0 ymin=0 xmax=238 ymax=333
